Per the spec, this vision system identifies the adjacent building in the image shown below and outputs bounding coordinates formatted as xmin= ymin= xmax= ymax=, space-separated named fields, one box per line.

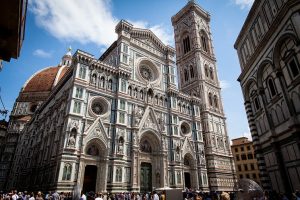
xmin=231 ymin=137 xmax=261 ymax=185
xmin=1 ymin=1 xmax=236 ymax=193
xmin=0 ymin=0 xmax=28 ymax=64
xmin=234 ymin=0 xmax=300 ymax=194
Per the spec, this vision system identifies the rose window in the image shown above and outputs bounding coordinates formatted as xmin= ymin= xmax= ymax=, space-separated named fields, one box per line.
xmin=140 ymin=65 xmax=153 ymax=81
xmin=90 ymin=97 xmax=109 ymax=116
xmin=92 ymin=101 xmax=103 ymax=115
xmin=180 ymin=121 xmax=191 ymax=136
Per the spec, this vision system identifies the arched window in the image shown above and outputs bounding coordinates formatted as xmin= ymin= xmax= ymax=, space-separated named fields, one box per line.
xmin=155 ymin=95 xmax=159 ymax=104
xmin=128 ymin=86 xmax=132 ymax=96
xmin=200 ymin=31 xmax=209 ymax=53
xmin=183 ymin=35 xmax=191 ymax=54
xmin=208 ymin=93 xmax=213 ymax=106
xmin=140 ymin=90 xmax=144 ymax=99
xmin=100 ymin=77 xmax=105 ymax=88
xmin=91 ymin=73 xmax=97 ymax=85
xmin=79 ymin=65 xmax=86 ymax=79
xmin=134 ymin=88 xmax=138 ymax=98
xmin=254 ymin=97 xmax=261 ymax=111
xmin=190 ymin=65 xmax=194 ymax=78
xmin=204 ymin=65 xmax=209 ymax=77
xmin=213 ymin=95 xmax=218 ymax=108
xmin=121 ymin=80 xmax=126 ymax=92
xmin=267 ymin=78 xmax=277 ymax=97
xmin=108 ymin=79 xmax=113 ymax=90
xmin=184 ymin=69 xmax=189 ymax=82
xmin=280 ymin=38 xmax=300 ymax=79
xmin=209 ymin=67 xmax=214 ymax=80
xmin=62 ymin=163 xmax=72 ymax=181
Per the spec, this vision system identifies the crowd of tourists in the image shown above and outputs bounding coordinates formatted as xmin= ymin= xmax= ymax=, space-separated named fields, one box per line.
xmin=1 ymin=189 xmax=300 ymax=200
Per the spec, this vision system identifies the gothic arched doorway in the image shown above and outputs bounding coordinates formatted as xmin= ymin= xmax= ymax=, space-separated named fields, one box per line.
xmin=139 ymin=131 xmax=162 ymax=192
xmin=80 ymin=138 xmax=108 ymax=193
xmin=183 ymin=153 xmax=197 ymax=189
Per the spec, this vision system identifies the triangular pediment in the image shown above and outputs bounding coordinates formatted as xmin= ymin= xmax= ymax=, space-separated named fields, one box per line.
xmin=83 ymin=117 xmax=109 ymax=147
xmin=130 ymin=28 xmax=168 ymax=53
xmin=138 ymin=106 xmax=162 ymax=133
xmin=182 ymin=137 xmax=195 ymax=158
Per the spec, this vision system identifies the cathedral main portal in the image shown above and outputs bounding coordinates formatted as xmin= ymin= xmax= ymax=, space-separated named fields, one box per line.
xmin=140 ymin=162 xmax=152 ymax=193
xmin=82 ymin=165 xmax=97 ymax=193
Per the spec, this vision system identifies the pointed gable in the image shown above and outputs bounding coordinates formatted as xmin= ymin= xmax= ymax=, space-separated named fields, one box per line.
xmin=83 ymin=117 xmax=109 ymax=148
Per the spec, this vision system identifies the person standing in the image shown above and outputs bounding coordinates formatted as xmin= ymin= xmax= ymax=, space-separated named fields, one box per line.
xmin=152 ymin=192 xmax=159 ymax=200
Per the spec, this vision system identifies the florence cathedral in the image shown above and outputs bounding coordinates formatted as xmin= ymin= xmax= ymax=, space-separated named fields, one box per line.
xmin=0 ymin=1 xmax=236 ymax=193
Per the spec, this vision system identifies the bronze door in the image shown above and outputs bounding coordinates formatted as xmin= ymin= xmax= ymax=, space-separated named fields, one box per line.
xmin=83 ymin=165 xmax=97 ymax=193
xmin=140 ymin=162 xmax=152 ymax=193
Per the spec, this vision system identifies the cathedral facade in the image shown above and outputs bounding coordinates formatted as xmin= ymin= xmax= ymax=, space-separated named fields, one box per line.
xmin=1 ymin=1 xmax=236 ymax=193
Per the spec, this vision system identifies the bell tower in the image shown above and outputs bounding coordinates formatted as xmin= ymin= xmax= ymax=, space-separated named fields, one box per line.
xmin=172 ymin=1 xmax=236 ymax=191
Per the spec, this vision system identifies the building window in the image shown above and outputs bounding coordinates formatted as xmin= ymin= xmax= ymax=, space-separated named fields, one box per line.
xmin=205 ymin=65 xmax=209 ymax=77
xmin=62 ymin=163 xmax=72 ymax=181
xmin=190 ymin=65 xmax=194 ymax=78
xmin=237 ymin=165 xmax=242 ymax=171
xmin=248 ymin=153 xmax=254 ymax=160
xmin=121 ymin=80 xmax=126 ymax=92
xmin=236 ymin=155 xmax=240 ymax=161
xmin=75 ymin=87 xmax=83 ymax=99
xmin=201 ymin=31 xmax=209 ymax=53
xmin=267 ymin=78 xmax=277 ymax=97
xmin=122 ymin=54 xmax=128 ymax=64
xmin=247 ymin=146 xmax=251 ymax=151
xmin=239 ymin=174 xmax=243 ymax=179
xmin=241 ymin=154 xmax=247 ymax=160
xmin=254 ymin=97 xmax=261 ymax=110
xmin=183 ymin=35 xmax=191 ymax=54
xmin=119 ymin=113 xmax=125 ymax=124
xmin=244 ymin=164 xmax=248 ymax=171
xmin=208 ymin=93 xmax=213 ymax=106
xmin=213 ymin=95 xmax=218 ymax=108
xmin=246 ymin=174 xmax=250 ymax=179
xmin=100 ymin=77 xmax=105 ymax=88
xmin=78 ymin=65 xmax=86 ymax=79
xmin=288 ymin=57 xmax=300 ymax=78
xmin=108 ymin=79 xmax=113 ymax=90
xmin=252 ymin=173 xmax=257 ymax=179
xmin=250 ymin=163 xmax=255 ymax=170
xmin=241 ymin=147 xmax=244 ymax=151
xmin=120 ymin=100 xmax=126 ymax=110
xmin=116 ymin=167 xmax=122 ymax=182
xmin=209 ymin=67 xmax=214 ymax=80
xmin=184 ymin=69 xmax=189 ymax=82
xmin=235 ymin=148 xmax=238 ymax=152
xmin=123 ymin=44 xmax=129 ymax=53
xmin=73 ymin=101 xmax=81 ymax=114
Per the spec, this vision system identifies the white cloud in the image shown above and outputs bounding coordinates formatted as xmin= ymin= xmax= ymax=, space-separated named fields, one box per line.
xmin=234 ymin=0 xmax=254 ymax=9
xmin=33 ymin=49 xmax=52 ymax=58
xmin=29 ymin=0 xmax=118 ymax=46
xmin=220 ymin=80 xmax=231 ymax=89
xmin=29 ymin=0 xmax=173 ymax=47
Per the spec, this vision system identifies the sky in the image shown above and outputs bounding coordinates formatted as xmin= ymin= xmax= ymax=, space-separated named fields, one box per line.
xmin=0 ymin=0 xmax=254 ymax=140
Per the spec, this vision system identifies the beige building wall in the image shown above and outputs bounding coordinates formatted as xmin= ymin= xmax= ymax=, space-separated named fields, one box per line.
xmin=231 ymin=137 xmax=261 ymax=186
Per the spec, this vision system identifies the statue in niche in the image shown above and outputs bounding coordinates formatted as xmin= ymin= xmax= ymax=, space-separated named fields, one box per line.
xmin=118 ymin=137 xmax=124 ymax=154
xmin=134 ymin=107 xmax=143 ymax=126
xmin=67 ymin=135 xmax=76 ymax=148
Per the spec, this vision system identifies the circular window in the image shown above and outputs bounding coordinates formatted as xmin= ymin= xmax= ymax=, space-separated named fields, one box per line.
xmin=180 ymin=121 xmax=191 ymax=136
xmin=92 ymin=101 xmax=104 ymax=115
xmin=140 ymin=65 xmax=154 ymax=81
xmin=90 ymin=97 xmax=110 ymax=116
xmin=137 ymin=59 xmax=160 ymax=83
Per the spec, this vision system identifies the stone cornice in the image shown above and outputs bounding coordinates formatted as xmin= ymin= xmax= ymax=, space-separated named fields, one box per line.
xmin=171 ymin=1 xmax=210 ymax=25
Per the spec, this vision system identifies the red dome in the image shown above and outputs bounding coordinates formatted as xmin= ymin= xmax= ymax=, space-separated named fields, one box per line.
xmin=23 ymin=66 xmax=69 ymax=93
